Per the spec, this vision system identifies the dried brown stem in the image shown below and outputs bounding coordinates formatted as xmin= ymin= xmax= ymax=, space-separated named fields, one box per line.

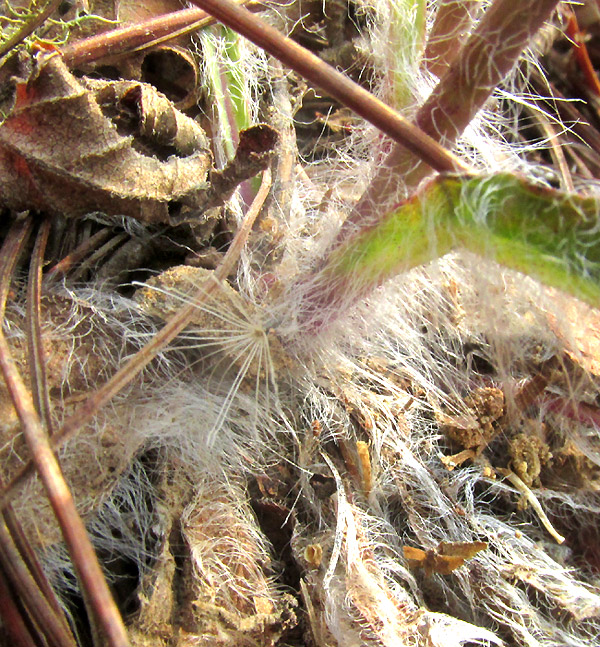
xmin=69 ymin=232 xmax=129 ymax=283
xmin=0 ymin=217 xmax=33 ymax=309
xmin=26 ymin=218 xmax=53 ymax=435
xmin=45 ymin=226 xmax=116 ymax=280
xmin=0 ymin=519 xmax=77 ymax=647
xmin=61 ymin=7 xmax=208 ymax=67
xmin=0 ymin=223 xmax=131 ymax=646
xmin=60 ymin=0 xmax=258 ymax=69
xmin=534 ymin=110 xmax=574 ymax=192
xmin=0 ymin=218 xmax=71 ymax=637
xmin=3 ymin=502 xmax=68 ymax=636
xmin=186 ymin=0 xmax=469 ymax=175
xmin=0 ymin=169 xmax=272 ymax=512
xmin=565 ymin=8 xmax=600 ymax=98
xmin=0 ymin=564 xmax=37 ymax=647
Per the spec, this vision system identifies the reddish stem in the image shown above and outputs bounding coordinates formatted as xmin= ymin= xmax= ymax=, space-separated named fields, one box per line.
xmin=564 ymin=8 xmax=600 ymax=98
xmin=60 ymin=1 xmax=258 ymax=68
xmin=347 ymin=0 xmax=561 ymax=230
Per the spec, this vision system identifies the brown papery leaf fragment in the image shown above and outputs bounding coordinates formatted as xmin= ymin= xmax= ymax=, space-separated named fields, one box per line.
xmin=90 ymin=77 xmax=208 ymax=157
xmin=0 ymin=53 xmax=212 ymax=224
xmin=403 ymin=541 xmax=488 ymax=577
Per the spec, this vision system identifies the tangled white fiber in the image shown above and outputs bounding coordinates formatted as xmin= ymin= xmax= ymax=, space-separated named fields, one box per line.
xmin=1 ymin=1 xmax=600 ymax=646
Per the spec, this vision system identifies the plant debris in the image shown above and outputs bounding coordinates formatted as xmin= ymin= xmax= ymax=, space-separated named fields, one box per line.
xmin=1 ymin=2 xmax=600 ymax=647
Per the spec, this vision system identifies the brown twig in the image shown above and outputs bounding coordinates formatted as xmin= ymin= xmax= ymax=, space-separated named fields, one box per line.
xmin=45 ymin=226 xmax=116 ymax=279
xmin=26 ymin=218 xmax=53 ymax=435
xmin=0 ymin=218 xmax=73 ymax=639
xmin=0 ymin=222 xmax=131 ymax=646
xmin=186 ymin=0 xmax=469 ymax=175
xmin=565 ymin=8 xmax=600 ymax=98
xmin=0 ymin=564 xmax=37 ymax=647
xmin=60 ymin=0 xmax=258 ymax=69
xmin=0 ymin=519 xmax=77 ymax=647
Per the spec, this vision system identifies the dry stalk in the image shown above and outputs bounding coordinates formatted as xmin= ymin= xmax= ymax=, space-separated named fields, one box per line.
xmin=0 ymin=219 xmax=120 ymax=646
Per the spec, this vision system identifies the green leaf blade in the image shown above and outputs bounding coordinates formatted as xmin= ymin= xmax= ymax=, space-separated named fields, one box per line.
xmin=319 ymin=173 xmax=600 ymax=314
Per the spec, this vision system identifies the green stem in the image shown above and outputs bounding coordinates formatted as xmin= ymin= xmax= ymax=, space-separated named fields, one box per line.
xmin=390 ymin=0 xmax=427 ymax=109
xmin=187 ymin=0 xmax=468 ymax=174
xmin=202 ymin=29 xmax=237 ymax=162
xmin=222 ymin=26 xmax=251 ymax=133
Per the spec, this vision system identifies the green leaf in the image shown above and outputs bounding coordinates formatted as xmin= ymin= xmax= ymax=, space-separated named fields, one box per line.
xmin=324 ymin=173 xmax=600 ymax=307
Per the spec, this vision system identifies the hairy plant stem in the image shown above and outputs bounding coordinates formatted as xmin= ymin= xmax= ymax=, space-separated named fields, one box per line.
xmin=291 ymin=0 xmax=561 ymax=332
xmin=389 ymin=0 xmax=427 ymax=109
xmin=294 ymin=170 xmax=600 ymax=333
xmin=424 ymin=0 xmax=481 ymax=77
xmin=346 ymin=0 xmax=561 ymax=231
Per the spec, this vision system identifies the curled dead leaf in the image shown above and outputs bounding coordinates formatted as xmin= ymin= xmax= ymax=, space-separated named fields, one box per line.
xmin=140 ymin=45 xmax=201 ymax=110
xmin=0 ymin=52 xmax=212 ymax=223
xmin=178 ymin=123 xmax=280 ymax=220
xmin=90 ymin=75 xmax=207 ymax=157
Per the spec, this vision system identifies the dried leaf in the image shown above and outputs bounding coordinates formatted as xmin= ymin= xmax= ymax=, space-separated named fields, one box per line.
xmin=129 ymin=474 xmax=296 ymax=646
xmin=0 ymin=53 xmax=212 ymax=223
xmin=139 ymin=46 xmax=201 ymax=109
xmin=91 ymin=76 xmax=206 ymax=156
xmin=173 ymin=123 xmax=280 ymax=221
xmin=403 ymin=541 xmax=488 ymax=576
xmin=437 ymin=540 xmax=489 ymax=559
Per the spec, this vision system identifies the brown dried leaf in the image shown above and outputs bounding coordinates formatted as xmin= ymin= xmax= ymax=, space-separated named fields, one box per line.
xmin=403 ymin=541 xmax=488 ymax=577
xmin=129 ymin=474 xmax=296 ymax=647
xmin=173 ymin=123 xmax=280 ymax=221
xmin=0 ymin=53 xmax=212 ymax=224
xmin=91 ymin=76 xmax=207 ymax=156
